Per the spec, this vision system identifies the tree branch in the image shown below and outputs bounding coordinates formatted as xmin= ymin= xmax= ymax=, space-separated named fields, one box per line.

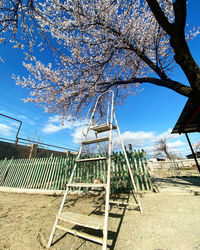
xmin=127 ymin=43 xmax=168 ymax=80
xmin=101 ymin=21 xmax=169 ymax=80
xmin=173 ymin=0 xmax=186 ymax=36
xmin=147 ymin=0 xmax=200 ymax=96
xmin=97 ymin=77 xmax=192 ymax=98
xmin=146 ymin=0 xmax=172 ymax=34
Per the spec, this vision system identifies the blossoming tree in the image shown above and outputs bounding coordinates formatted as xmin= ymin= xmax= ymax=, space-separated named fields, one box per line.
xmin=1 ymin=0 xmax=200 ymax=117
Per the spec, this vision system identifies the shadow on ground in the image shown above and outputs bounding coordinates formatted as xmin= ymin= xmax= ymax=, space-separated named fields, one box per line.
xmin=52 ymin=193 xmax=140 ymax=249
xmin=152 ymin=176 xmax=200 ymax=194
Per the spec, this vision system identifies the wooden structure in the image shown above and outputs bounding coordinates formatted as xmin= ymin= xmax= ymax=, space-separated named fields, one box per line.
xmin=47 ymin=91 xmax=143 ymax=249
xmin=0 ymin=151 xmax=152 ymax=192
xmin=172 ymin=98 xmax=200 ymax=173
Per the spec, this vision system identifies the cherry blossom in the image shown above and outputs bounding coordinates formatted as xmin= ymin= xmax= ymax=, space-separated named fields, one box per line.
xmin=1 ymin=0 xmax=200 ymax=117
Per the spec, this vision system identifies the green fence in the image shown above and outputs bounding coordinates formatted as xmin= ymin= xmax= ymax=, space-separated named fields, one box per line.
xmin=0 ymin=151 xmax=152 ymax=192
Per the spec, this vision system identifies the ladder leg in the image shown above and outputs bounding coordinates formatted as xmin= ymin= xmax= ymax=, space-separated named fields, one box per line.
xmin=103 ymin=96 xmax=114 ymax=250
xmin=103 ymin=156 xmax=112 ymax=250
xmin=103 ymin=185 xmax=110 ymax=250
xmin=47 ymin=218 xmax=58 ymax=248
xmin=47 ymin=186 xmax=70 ymax=248
xmin=113 ymin=111 xmax=143 ymax=214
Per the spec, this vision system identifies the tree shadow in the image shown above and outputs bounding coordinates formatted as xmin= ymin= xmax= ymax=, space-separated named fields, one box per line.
xmin=154 ymin=176 xmax=200 ymax=186
xmin=153 ymin=176 xmax=200 ymax=194
xmin=172 ymin=176 xmax=200 ymax=186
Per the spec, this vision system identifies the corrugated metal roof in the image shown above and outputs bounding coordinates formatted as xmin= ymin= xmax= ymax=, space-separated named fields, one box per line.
xmin=172 ymin=98 xmax=200 ymax=134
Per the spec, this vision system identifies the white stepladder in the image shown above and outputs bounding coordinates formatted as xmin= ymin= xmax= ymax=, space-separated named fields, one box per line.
xmin=47 ymin=91 xmax=142 ymax=250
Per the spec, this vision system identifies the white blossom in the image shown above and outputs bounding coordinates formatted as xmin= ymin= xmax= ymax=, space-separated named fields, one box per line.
xmin=1 ymin=0 xmax=199 ymax=117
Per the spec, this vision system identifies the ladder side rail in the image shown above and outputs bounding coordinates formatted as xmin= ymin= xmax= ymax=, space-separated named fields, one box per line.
xmin=83 ymin=91 xmax=109 ymax=138
xmin=93 ymin=117 xmax=101 ymax=157
xmin=113 ymin=110 xmax=143 ymax=214
xmin=90 ymin=90 xmax=114 ymax=129
xmin=94 ymin=131 xmax=102 ymax=157
xmin=106 ymin=100 xmax=110 ymax=124
xmin=102 ymin=91 xmax=114 ymax=250
xmin=86 ymin=91 xmax=114 ymax=159
xmin=56 ymin=140 xmax=88 ymax=215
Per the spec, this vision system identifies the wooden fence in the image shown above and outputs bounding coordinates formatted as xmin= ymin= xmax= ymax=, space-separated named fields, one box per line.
xmin=0 ymin=151 xmax=152 ymax=193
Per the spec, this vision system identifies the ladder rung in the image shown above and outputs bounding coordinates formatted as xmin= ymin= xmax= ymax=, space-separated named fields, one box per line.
xmin=56 ymin=225 xmax=103 ymax=244
xmin=67 ymin=183 xmax=106 ymax=188
xmin=109 ymin=200 xmax=140 ymax=206
xmin=82 ymin=137 xmax=109 ymax=145
xmin=76 ymin=157 xmax=107 ymax=162
xmin=57 ymin=212 xmax=104 ymax=230
xmin=90 ymin=123 xmax=117 ymax=133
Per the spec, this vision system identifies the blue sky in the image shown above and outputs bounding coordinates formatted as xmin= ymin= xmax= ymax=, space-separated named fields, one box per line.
xmin=0 ymin=2 xmax=200 ymax=157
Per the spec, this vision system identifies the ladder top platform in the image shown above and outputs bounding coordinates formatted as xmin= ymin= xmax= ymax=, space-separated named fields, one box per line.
xmin=76 ymin=157 xmax=107 ymax=162
xmin=82 ymin=137 xmax=109 ymax=145
xmin=57 ymin=212 xmax=104 ymax=230
xmin=90 ymin=123 xmax=117 ymax=133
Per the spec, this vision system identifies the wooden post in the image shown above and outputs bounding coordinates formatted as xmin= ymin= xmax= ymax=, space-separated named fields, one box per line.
xmin=185 ymin=133 xmax=200 ymax=174
xmin=29 ymin=144 xmax=38 ymax=159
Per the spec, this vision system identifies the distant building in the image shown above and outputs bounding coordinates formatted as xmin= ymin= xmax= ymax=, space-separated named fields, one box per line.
xmin=186 ymin=152 xmax=200 ymax=159
xmin=157 ymin=158 xmax=167 ymax=162
xmin=148 ymin=158 xmax=167 ymax=162
xmin=148 ymin=158 xmax=157 ymax=163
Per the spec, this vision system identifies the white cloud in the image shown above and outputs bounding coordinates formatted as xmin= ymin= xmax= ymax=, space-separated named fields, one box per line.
xmin=28 ymin=120 xmax=35 ymax=126
xmin=42 ymin=117 xmax=188 ymax=157
xmin=43 ymin=124 xmax=64 ymax=134
xmin=0 ymin=123 xmax=12 ymax=136
xmin=155 ymin=128 xmax=172 ymax=140
xmin=111 ymin=129 xmax=186 ymax=155
xmin=167 ymin=140 xmax=186 ymax=149
xmin=8 ymin=121 xmax=19 ymax=127
xmin=72 ymin=127 xmax=84 ymax=144
xmin=18 ymin=114 xmax=28 ymax=120
xmin=17 ymin=114 xmax=35 ymax=126
xmin=48 ymin=115 xmax=61 ymax=123
xmin=165 ymin=140 xmax=187 ymax=156
xmin=112 ymin=131 xmax=155 ymax=150
xmin=43 ymin=115 xmax=85 ymax=134
xmin=74 ymin=126 xmax=188 ymax=157
xmin=72 ymin=126 xmax=96 ymax=144
xmin=72 ymin=127 xmax=181 ymax=147
xmin=147 ymin=139 xmax=187 ymax=157
xmin=72 ymin=128 xmax=168 ymax=152
xmin=121 ymin=131 xmax=154 ymax=145
xmin=0 ymin=111 xmax=35 ymax=127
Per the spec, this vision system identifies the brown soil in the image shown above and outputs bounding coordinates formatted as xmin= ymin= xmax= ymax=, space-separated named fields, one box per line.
xmin=1 ymin=174 xmax=200 ymax=250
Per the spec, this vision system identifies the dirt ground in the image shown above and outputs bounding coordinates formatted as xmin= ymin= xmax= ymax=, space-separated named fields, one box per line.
xmin=1 ymin=170 xmax=200 ymax=250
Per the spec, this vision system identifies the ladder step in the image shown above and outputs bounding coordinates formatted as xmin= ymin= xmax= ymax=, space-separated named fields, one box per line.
xmin=67 ymin=183 xmax=107 ymax=188
xmin=109 ymin=200 xmax=140 ymax=206
xmin=82 ymin=137 xmax=109 ymax=145
xmin=56 ymin=225 xmax=103 ymax=244
xmin=76 ymin=157 xmax=107 ymax=162
xmin=57 ymin=212 xmax=104 ymax=230
xmin=90 ymin=123 xmax=117 ymax=133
